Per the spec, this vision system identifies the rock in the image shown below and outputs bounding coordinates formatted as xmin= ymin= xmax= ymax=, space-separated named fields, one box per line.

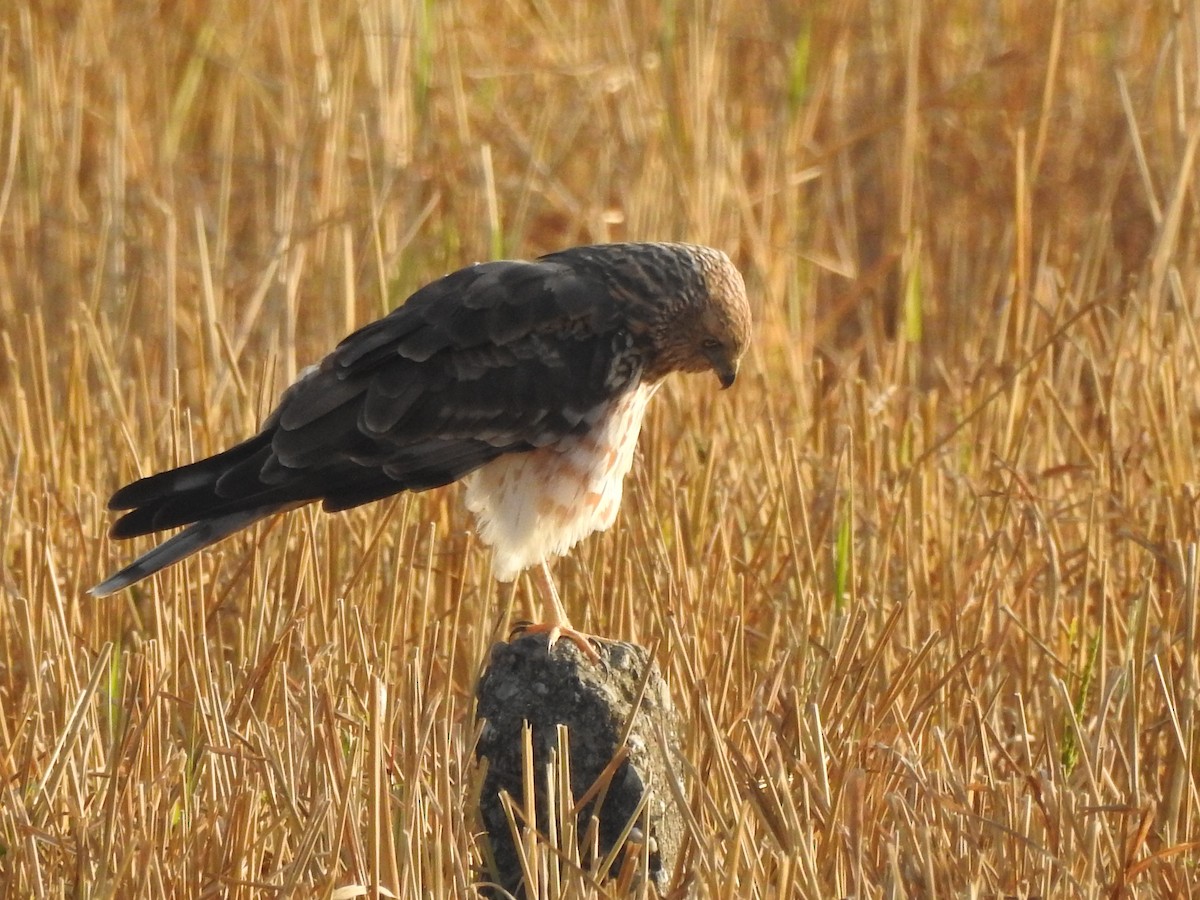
xmin=474 ymin=633 xmax=683 ymax=897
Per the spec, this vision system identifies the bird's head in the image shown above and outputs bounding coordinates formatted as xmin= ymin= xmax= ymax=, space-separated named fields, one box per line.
xmin=647 ymin=245 xmax=750 ymax=389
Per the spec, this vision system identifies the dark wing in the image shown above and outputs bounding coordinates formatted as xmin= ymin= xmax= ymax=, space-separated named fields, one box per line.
xmin=114 ymin=258 xmax=638 ymax=531
xmin=90 ymin=258 xmax=640 ymax=596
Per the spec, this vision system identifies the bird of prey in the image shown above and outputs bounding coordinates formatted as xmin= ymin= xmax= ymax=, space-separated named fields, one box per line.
xmin=91 ymin=241 xmax=750 ymax=652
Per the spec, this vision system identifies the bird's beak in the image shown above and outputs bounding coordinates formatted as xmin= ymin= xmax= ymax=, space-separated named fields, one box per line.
xmin=712 ymin=355 xmax=738 ymax=390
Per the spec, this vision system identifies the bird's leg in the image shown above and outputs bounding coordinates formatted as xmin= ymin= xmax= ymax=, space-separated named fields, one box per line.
xmin=514 ymin=561 xmax=601 ymax=662
xmin=536 ymin=560 xmax=571 ymax=627
xmin=497 ymin=577 xmax=521 ymax=641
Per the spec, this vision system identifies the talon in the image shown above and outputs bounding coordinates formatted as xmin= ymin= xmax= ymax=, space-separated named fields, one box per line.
xmin=512 ymin=621 xmax=603 ymax=664
xmin=508 ymin=619 xmax=533 ymax=641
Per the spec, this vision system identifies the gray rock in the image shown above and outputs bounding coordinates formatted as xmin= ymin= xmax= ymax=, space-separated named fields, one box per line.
xmin=475 ymin=633 xmax=683 ymax=897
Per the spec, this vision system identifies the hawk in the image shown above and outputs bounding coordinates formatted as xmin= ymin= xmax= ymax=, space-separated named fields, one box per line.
xmin=91 ymin=242 xmax=751 ymax=652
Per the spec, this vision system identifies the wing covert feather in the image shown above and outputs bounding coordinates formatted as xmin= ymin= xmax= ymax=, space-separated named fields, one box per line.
xmin=264 ymin=258 xmax=637 ymax=494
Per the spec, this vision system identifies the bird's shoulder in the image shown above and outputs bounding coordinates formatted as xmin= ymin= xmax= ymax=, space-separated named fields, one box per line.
xmin=270 ymin=258 xmax=643 ymax=444
xmin=332 ymin=258 xmax=625 ymax=375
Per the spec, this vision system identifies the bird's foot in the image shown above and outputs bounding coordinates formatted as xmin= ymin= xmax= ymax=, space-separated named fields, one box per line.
xmin=510 ymin=620 xmax=604 ymax=663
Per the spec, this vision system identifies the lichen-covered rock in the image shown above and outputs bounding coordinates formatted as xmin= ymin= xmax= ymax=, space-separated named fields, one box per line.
xmin=475 ymin=633 xmax=683 ymax=897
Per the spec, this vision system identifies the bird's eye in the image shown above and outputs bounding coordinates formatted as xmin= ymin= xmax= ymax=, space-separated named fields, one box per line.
xmin=701 ymin=338 xmax=722 ymax=351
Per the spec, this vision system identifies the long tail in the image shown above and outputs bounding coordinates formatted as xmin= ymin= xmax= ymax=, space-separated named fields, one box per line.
xmin=90 ymin=405 xmax=500 ymax=594
xmin=90 ymin=431 xmax=303 ymax=596
xmin=89 ymin=505 xmax=288 ymax=596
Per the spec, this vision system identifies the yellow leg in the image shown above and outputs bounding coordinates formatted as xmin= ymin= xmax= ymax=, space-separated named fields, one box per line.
xmin=534 ymin=561 xmax=571 ymax=626
xmin=516 ymin=561 xmax=601 ymax=662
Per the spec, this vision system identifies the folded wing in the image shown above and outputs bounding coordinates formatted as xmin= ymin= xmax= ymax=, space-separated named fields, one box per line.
xmin=91 ymin=258 xmax=641 ymax=595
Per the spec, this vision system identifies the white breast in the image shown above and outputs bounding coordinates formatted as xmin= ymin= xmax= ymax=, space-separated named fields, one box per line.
xmin=463 ymin=383 xmax=657 ymax=581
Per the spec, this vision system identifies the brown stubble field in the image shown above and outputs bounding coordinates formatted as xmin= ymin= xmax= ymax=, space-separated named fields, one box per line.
xmin=2 ymin=0 xmax=1200 ymax=896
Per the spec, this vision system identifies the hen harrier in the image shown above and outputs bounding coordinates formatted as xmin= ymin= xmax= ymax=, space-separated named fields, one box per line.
xmin=91 ymin=242 xmax=750 ymax=652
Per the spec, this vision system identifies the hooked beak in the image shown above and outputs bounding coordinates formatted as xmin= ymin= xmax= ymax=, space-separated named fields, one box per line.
xmin=708 ymin=352 xmax=738 ymax=389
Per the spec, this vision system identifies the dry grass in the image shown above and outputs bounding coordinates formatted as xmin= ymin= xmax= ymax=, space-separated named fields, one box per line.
xmin=2 ymin=0 xmax=1200 ymax=896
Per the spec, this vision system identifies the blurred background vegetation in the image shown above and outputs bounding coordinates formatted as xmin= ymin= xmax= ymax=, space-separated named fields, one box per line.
xmin=2 ymin=1 xmax=1199 ymax=896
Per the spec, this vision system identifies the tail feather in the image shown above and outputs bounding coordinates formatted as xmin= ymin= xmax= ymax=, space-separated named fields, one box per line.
xmin=92 ymin=418 xmax=511 ymax=595
xmin=108 ymin=433 xmax=272 ymax=512
xmin=107 ymin=435 xmax=275 ymax=538
xmin=109 ymin=464 xmax=302 ymax=539
xmin=89 ymin=506 xmax=283 ymax=597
